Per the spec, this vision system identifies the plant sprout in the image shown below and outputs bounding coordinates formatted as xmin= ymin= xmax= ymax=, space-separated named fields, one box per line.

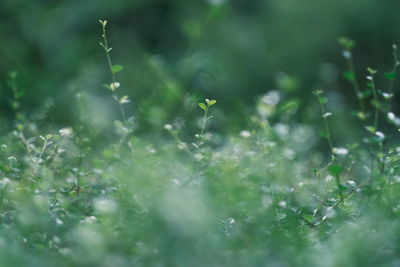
xmin=198 ymin=98 xmax=217 ymax=137
xmin=99 ymin=19 xmax=128 ymax=125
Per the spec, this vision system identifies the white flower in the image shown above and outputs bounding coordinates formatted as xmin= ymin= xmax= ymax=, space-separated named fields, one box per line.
xmin=388 ymin=112 xmax=396 ymax=121
xmin=110 ymin=82 xmax=120 ymax=91
xmin=278 ymin=201 xmax=287 ymax=208
xmin=118 ymin=95 xmax=130 ymax=104
xmin=81 ymin=216 xmax=98 ymax=224
xmin=228 ymin=218 xmax=235 ymax=225
xmin=261 ymin=91 xmax=280 ymax=106
xmin=240 ymin=130 xmax=251 ymax=138
xmin=333 ymin=147 xmax=349 ymax=156
xmin=382 ymin=93 xmax=393 ymax=100
xmin=375 ymin=131 xmax=385 ymax=141
xmin=387 ymin=112 xmax=400 ymax=126
xmin=322 ymin=112 xmax=332 ymax=118
xmin=164 ymin=124 xmax=173 ymax=131
xmin=59 ymin=127 xmax=73 ymax=137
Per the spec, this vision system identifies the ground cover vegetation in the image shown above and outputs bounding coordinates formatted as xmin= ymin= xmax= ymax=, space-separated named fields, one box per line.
xmin=2 ymin=8 xmax=400 ymax=267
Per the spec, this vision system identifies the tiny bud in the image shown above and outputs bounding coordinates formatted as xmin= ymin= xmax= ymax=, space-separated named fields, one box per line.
xmin=164 ymin=124 xmax=173 ymax=131
xmin=388 ymin=112 xmax=396 ymax=121
xmin=375 ymin=131 xmax=385 ymax=140
xmin=118 ymin=95 xmax=130 ymax=104
xmin=110 ymin=82 xmax=120 ymax=91
xmin=59 ymin=127 xmax=74 ymax=137
xmin=342 ymin=50 xmax=352 ymax=59
xmin=333 ymin=147 xmax=349 ymax=156
xmin=240 ymin=130 xmax=251 ymax=138
xmin=99 ymin=20 xmax=107 ymax=27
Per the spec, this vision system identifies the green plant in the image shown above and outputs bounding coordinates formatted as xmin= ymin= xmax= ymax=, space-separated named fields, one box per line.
xmin=164 ymin=98 xmax=217 ymax=158
xmin=339 ymin=37 xmax=365 ymax=114
xmin=4 ymin=19 xmax=400 ymax=267
xmin=385 ymin=44 xmax=399 ymax=110
xmin=99 ymin=20 xmax=129 ymax=127
xmin=198 ymin=98 xmax=217 ymax=136
xmin=313 ymin=89 xmax=344 ymax=202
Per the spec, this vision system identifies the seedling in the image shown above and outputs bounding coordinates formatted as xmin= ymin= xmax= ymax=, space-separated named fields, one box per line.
xmin=99 ymin=19 xmax=129 ymax=125
xmin=198 ymin=98 xmax=217 ymax=137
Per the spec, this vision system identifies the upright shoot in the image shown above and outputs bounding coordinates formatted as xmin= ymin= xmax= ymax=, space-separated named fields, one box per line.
xmin=99 ymin=20 xmax=129 ymax=125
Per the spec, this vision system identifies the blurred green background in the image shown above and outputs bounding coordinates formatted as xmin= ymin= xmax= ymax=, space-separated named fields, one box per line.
xmin=1 ymin=0 xmax=400 ymax=136
xmin=2 ymin=2 xmax=400 ymax=266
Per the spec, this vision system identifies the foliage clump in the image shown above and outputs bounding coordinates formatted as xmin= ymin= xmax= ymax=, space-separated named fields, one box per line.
xmin=1 ymin=24 xmax=400 ymax=267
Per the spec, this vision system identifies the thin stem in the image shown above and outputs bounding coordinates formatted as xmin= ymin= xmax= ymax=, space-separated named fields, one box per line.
xmin=318 ymin=100 xmax=334 ymax=156
xmin=76 ymin=153 xmax=83 ymax=196
xmin=112 ymin=94 xmax=127 ymax=124
xmin=335 ymin=173 xmax=343 ymax=202
xmin=100 ymin=20 xmax=127 ymax=125
xmin=308 ymin=178 xmax=370 ymax=228
xmin=200 ymin=107 xmax=208 ymax=136
xmin=315 ymin=91 xmax=343 ymax=202
xmin=18 ymin=132 xmax=32 ymax=155
xmin=32 ymin=137 xmax=49 ymax=180
xmin=101 ymin=24 xmax=116 ymax=84
xmin=369 ymin=73 xmax=379 ymax=130
xmin=388 ymin=45 xmax=399 ymax=109
xmin=389 ymin=45 xmax=399 ymax=95
xmin=345 ymin=54 xmax=365 ymax=112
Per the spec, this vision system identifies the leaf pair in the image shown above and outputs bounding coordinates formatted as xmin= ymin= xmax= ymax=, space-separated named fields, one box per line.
xmin=198 ymin=99 xmax=217 ymax=111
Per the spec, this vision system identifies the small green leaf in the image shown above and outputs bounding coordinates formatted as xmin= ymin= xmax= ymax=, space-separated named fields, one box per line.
xmin=338 ymin=184 xmax=347 ymax=193
xmin=102 ymin=84 xmax=112 ymax=90
xmin=367 ymin=67 xmax=377 ymax=75
xmin=365 ymin=126 xmax=376 ymax=133
xmin=338 ymin=37 xmax=355 ymax=50
xmin=277 ymin=213 xmax=287 ymax=221
xmin=328 ymin=164 xmax=344 ymax=176
xmin=279 ymin=99 xmax=300 ymax=114
xmin=371 ymin=100 xmax=381 ymax=108
xmin=303 ymin=214 xmax=314 ymax=224
xmin=320 ymin=131 xmax=329 ymax=138
xmin=198 ymin=102 xmax=207 ymax=111
xmin=99 ymin=20 xmax=107 ymax=27
xmin=319 ymin=97 xmax=328 ymax=104
xmin=360 ymin=90 xmax=371 ymax=98
xmin=357 ymin=112 xmax=366 ymax=120
xmin=343 ymin=71 xmax=355 ymax=82
xmin=112 ymin=65 xmax=124 ymax=74
xmin=385 ymin=71 xmax=397 ymax=81
xmin=208 ymin=100 xmax=217 ymax=106
xmin=114 ymin=120 xmax=129 ymax=136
